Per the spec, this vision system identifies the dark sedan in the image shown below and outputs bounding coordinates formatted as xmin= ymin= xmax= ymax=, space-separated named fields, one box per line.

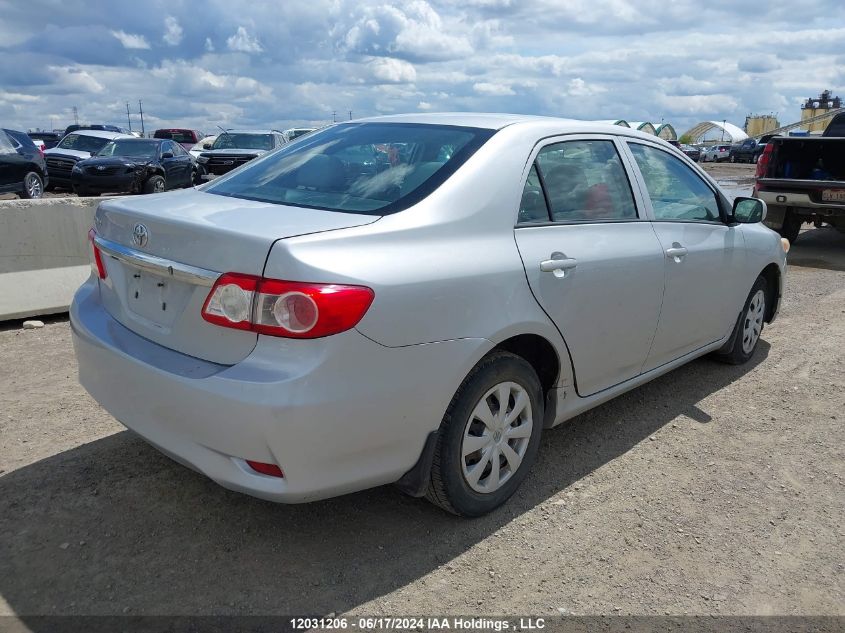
xmin=0 ymin=128 xmax=48 ymax=198
xmin=71 ymin=138 xmax=198 ymax=196
xmin=680 ymin=144 xmax=701 ymax=161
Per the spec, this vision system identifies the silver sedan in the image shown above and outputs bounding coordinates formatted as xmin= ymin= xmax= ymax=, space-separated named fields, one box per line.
xmin=71 ymin=114 xmax=788 ymax=516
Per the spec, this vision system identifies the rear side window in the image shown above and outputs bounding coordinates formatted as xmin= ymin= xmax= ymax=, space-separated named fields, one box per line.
xmin=533 ymin=140 xmax=637 ymax=222
xmin=56 ymin=134 xmax=111 ymax=154
xmin=205 ymin=123 xmax=495 ymax=215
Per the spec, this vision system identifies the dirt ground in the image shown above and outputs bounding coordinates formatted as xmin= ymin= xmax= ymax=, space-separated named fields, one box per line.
xmin=0 ymin=226 xmax=843 ymax=619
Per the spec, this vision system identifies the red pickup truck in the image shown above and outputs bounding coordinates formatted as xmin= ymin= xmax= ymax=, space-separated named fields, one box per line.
xmin=754 ymin=113 xmax=845 ymax=242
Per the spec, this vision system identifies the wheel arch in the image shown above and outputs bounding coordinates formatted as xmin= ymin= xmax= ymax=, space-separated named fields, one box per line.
xmin=760 ymin=262 xmax=781 ymax=322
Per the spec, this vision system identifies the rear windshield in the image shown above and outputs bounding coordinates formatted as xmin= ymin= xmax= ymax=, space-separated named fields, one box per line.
xmin=155 ymin=130 xmax=195 ymax=143
xmin=211 ymin=133 xmax=274 ymax=151
xmin=97 ymin=140 xmax=159 ymax=158
xmin=205 ymin=123 xmax=495 ymax=215
xmin=56 ymin=133 xmax=111 ymax=153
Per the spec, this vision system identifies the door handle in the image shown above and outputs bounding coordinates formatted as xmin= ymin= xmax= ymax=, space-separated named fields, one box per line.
xmin=665 ymin=246 xmax=688 ymax=261
xmin=540 ymin=256 xmax=577 ymax=274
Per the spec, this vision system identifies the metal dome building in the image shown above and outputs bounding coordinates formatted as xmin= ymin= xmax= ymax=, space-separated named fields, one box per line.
xmin=654 ymin=123 xmax=677 ymax=140
xmin=683 ymin=121 xmax=748 ymax=143
xmin=626 ymin=122 xmax=657 ymax=135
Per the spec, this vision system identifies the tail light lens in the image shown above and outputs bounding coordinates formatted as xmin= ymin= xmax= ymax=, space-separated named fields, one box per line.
xmin=202 ymin=273 xmax=374 ymax=339
xmin=88 ymin=228 xmax=107 ymax=279
xmin=755 ymin=143 xmax=773 ymax=179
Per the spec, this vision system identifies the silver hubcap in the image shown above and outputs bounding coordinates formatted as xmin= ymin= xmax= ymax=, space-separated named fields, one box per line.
xmin=26 ymin=174 xmax=42 ymax=198
xmin=461 ymin=381 xmax=533 ymax=494
xmin=742 ymin=289 xmax=766 ymax=354
xmin=154 ymin=180 xmax=165 ymax=192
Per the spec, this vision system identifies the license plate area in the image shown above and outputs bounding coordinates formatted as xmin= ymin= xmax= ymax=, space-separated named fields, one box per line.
xmin=821 ymin=189 xmax=845 ymax=203
xmin=124 ymin=265 xmax=192 ymax=328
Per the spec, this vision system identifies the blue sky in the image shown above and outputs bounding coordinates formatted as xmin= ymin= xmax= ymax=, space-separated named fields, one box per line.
xmin=1 ymin=0 xmax=843 ymax=135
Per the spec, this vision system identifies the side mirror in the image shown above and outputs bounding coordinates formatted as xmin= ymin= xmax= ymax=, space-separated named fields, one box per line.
xmin=732 ymin=196 xmax=767 ymax=224
xmin=203 ymin=142 xmax=213 ymax=149
xmin=161 ymin=151 xmax=174 ymax=159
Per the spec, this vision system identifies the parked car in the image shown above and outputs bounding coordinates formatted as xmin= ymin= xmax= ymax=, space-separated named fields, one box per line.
xmin=71 ymin=138 xmax=198 ymax=197
xmin=189 ymin=135 xmax=218 ymax=160
xmin=282 ymin=127 xmax=317 ymax=142
xmin=153 ymin=129 xmax=204 ymax=151
xmin=73 ymin=114 xmax=786 ymax=517
xmin=680 ymin=144 xmax=701 ymax=161
xmin=730 ymin=138 xmax=768 ymax=163
xmin=701 ymin=144 xmax=732 ymax=162
xmin=27 ymin=131 xmax=62 ymax=150
xmin=754 ymin=113 xmax=845 ymax=242
xmin=195 ymin=129 xmax=286 ymax=177
xmin=43 ymin=130 xmax=132 ymax=190
xmin=64 ymin=124 xmax=131 ymax=137
xmin=0 ymin=128 xmax=48 ymax=198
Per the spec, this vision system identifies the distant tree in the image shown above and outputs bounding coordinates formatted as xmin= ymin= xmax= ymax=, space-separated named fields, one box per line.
xmin=679 ymin=133 xmax=694 ymax=144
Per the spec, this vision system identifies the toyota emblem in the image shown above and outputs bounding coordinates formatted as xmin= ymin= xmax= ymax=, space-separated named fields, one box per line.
xmin=132 ymin=223 xmax=149 ymax=248
xmin=97 ymin=165 xmax=106 ymax=171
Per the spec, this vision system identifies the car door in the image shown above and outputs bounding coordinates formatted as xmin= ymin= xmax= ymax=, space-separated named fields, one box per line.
xmin=0 ymin=130 xmax=30 ymax=191
xmin=160 ymin=141 xmax=183 ymax=187
xmin=513 ymin=136 xmax=666 ymax=396
xmin=169 ymin=141 xmax=192 ymax=186
xmin=624 ymin=141 xmax=747 ymax=372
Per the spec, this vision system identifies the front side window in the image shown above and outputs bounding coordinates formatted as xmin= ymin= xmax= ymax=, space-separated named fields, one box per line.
xmin=534 ymin=139 xmax=637 ymax=222
xmin=205 ymin=123 xmax=494 ymax=215
xmin=628 ymin=143 xmax=721 ymax=222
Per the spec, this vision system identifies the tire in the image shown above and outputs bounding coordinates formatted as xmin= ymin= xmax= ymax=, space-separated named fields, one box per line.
xmin=425 ymin=351 xmax=544 ymax=517
xmin=714 ymin=276 xmax=768 ymax=365
xmin=20 ymin=172 xmax=44 ymax=199
xmin=779 ymin=213 xmax=802 ymax=243
xmin=730 ymin=155 xmax=736 ymax=163
xmin=191 ymin=168 xmax=202 ymax=186
xmin=143 ymin=175 xmax=166 ymax=194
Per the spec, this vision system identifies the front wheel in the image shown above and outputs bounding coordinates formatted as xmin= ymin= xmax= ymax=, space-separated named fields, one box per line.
xmin=21 ymin=172 xmax=44 ymax=199
xmin=714 ymin=276 xmax=768 ymax=365
xmin=143 ymin=175 xmax=166 ymax=194
xmin=425 ymin=351 xmax=544 ymax=517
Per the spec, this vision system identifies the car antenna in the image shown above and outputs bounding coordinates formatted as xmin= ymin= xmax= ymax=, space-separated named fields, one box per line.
xmin=216 ymin=125 xmax=231 ymax=137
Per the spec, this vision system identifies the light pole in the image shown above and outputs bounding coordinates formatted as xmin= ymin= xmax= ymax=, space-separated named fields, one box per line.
xmin=721 ymin=119 xmax=726 ymax=142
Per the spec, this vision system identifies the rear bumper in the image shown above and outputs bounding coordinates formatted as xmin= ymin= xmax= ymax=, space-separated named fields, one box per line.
xmin=757 ymin=190 xmax=845 ymax=215
xmin=70 ymin=276 xmax=488 ymax=503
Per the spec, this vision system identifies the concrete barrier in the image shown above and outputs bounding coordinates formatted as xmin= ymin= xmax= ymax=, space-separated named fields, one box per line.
xmin=0 ymin=197 xmax=103 ymax=320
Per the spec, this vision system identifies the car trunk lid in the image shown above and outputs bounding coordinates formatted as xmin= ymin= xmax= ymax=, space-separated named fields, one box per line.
xmin=94 ymin=188 xmax=379 ymax=364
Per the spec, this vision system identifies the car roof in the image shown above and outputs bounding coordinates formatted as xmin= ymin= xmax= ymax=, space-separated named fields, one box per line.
xmin=348 ymin=112 xmax=677 ymax=146
xmin=66 ymin=130 xmax=132 ymax=140
xmin=221 ymin=129 xmax=277 ymax=134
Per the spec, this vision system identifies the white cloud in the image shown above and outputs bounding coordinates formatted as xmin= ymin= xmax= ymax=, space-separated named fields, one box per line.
xmin=110 ymin=30 xmax=150 ymax=50
xmin=163 ymin=16 xmax=183 ymax=46
xmin=473 ymin=81 xmax=515 ymax=96
xmin=369 ymin=57 xmax=417 ymax=83
xmin=417 ymin=101 xmax=432 ymax=110
xmin=204 ymin=37 xmax=215 ymax=52
xmin=567 ymin=77 xmax=606 ymax=97
xmin=47 ymin=65 xmax=105 ymax=93
xmin=227 ymin=26 xmax=263 ymax=54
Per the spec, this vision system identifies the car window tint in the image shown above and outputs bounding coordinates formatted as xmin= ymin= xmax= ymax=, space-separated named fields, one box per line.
xmin=535 ymin=140 xmax=637 ymax=222
xmin=517 ymin=164 xmax=550 ymax=224
xmin=0 ymin=130 xmax=15 ymax=154
xmin=206 ymin=123 xmax=494 ymax=215
xmin=629 ymin=143 xmax=720 ymax=222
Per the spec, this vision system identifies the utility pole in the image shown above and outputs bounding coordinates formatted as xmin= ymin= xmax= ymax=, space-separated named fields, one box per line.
xmin=332 ymin=110 xmax=337 ymax=123
xmin=126 ymin=102 xmax=133 ymax=132
xmin=139 ymin=100 xmax=145 ymax=137
xmin=72 ymin=106 xmax=79 ymax=125
xmin=348 ymin=110 xmax=352 ymax=121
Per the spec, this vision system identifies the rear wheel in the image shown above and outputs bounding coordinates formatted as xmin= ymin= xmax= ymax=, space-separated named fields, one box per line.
xmin=143 ymin=175 xmax=166 ymax=194
xmin=21 ymin=172 xmax=44 ymax=199
xmin=425 ymin=351 xmax=544 ymax=517
xmin=715 ymin=276 xmax=768 ymax=365
xmin=779 ymin=214 xmax=802 ymax=243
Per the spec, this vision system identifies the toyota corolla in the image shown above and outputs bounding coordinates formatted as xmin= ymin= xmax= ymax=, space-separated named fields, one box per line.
xmin=71 ymin=114 xmax=787 ymax=516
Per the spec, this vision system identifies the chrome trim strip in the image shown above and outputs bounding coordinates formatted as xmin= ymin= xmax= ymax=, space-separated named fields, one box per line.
xmin=94 ymin=235 xmax=221 ymax=287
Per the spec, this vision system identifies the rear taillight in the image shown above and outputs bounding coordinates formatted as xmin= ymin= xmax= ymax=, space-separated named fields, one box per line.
xmin=88 ymin=228 xmax=107 ymax=279
xmin=245 ymin=460 xmax=284 ymax=478
xmin=201 ymin=273 xmax=374 ymax=339
xmin=755 ymin=143 xmax=773 ymax=179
